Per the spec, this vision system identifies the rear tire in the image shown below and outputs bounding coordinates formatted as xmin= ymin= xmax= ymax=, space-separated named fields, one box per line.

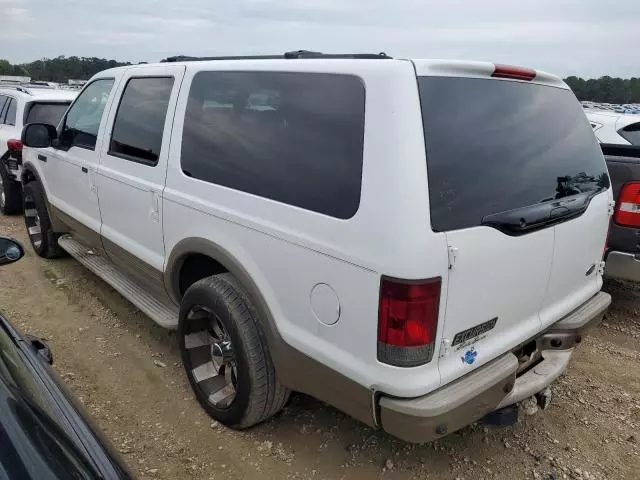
xmin=179 ymin=274 xmax=290 ymax=428
xmin=23 ymin=181 xmax=65 ymax=259
xmin=0 ymin=166 xmax=22 ymax=215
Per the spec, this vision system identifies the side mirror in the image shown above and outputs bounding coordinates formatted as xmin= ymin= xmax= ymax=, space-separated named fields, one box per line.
xmin=26 ymin=335 xmax=54 ymax=365
xmin=0 ymin=237 xmax=24 ymax=266
xmin=21 ymin=123 xmax=57 ymax=148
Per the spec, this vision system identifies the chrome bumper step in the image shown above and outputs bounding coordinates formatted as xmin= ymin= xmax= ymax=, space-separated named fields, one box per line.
xmin=57 ymin=235 xmax=178 ymax=329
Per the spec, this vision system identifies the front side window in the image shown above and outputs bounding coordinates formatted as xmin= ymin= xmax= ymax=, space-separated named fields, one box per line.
xmin=181 ymin=71 xmax=365 ymax=219
xmin=109 ymin=77 xmax=174 ymax=165
xmin=60 ymin=78 xmax=114 ymax=150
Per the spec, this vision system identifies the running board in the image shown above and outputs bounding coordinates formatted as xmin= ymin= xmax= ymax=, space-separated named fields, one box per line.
xmin=57 ymin=235 xmax=178 ymax=329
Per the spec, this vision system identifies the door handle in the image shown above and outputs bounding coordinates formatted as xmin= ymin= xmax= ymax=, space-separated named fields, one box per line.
xmin=81 ymin=167 xmax=88 ymax=173
xmin=150 ymin=190 xmax=160 ymax=223
xmin=37 ymin=154 xmax=47 ymax=162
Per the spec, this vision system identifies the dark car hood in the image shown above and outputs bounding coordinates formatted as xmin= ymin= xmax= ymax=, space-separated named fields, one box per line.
xmin=0 ymin=375 xmax=100 ymax=479
xmin=0 ymin=313 xmax=131 ymax=480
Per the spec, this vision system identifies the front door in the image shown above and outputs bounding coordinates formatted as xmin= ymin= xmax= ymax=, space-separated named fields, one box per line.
xmin=96 ymin=65 xmax=185 ymax=291
xmin=44 ymin=78 xmax=118 ymax=247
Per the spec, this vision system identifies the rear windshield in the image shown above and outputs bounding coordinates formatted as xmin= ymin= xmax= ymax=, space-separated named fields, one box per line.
xmin=419 ymin=77 xmax=609 ymax=232
xmin=25 ymin=102 xmax=71 ymax=126
xmin=619 ymin=122 xmax=640 ymax=146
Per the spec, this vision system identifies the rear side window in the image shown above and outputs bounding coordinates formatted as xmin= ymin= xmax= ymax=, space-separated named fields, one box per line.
xmin=4 ymin=99 xmax=16 ymax=125
xmin=109 ymin=77 xmax=174 ymax=166
xmin=0 ymin=96 xmax=7 ymax=121
xmin=619 ymin=122 xmax=640 ymax=146
xmin=25 ymin=102 xmax=71 ymax=126
xmin=419 ymin=77 xmax=609 ymax=232
xmin=181 ymin=71 xmax=365 ymax=219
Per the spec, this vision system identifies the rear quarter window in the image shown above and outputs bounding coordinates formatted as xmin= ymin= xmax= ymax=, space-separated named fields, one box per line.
xmin=419 ymin=77 xmax=609 ymax=232
xmin=25 ymin=102 xmax=71 ymax=126
xmin=619 ymin=122 xmax=640 ymax=146
xmin=181 ymin=71 xmax=365 ymax=219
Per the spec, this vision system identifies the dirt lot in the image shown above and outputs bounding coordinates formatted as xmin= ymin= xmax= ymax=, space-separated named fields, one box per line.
xmin=0 ymin=213 xmax=638 ymax=480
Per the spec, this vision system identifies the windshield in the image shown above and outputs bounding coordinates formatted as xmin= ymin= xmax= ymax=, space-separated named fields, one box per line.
xmin=419 ymin=76 xmax=609 ymax=232
xmin=25 ymin=102 xmax=71 ymax=127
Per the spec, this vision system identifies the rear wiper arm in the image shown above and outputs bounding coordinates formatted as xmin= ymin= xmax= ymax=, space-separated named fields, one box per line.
xmin=481 ymin=193 xmax=593 ymax=236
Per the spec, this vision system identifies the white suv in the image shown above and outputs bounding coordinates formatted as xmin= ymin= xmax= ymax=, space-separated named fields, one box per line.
xmin=0 ymin=86 xmax=76 ymax=214
xmin=19 ymin=52 xmax=612 ymax=443
xmin=586 ymin=110 xmax=640 ymax=145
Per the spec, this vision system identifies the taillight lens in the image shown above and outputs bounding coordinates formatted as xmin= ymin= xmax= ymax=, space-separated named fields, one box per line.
xmin=614 ymin=182 xmax=640 ymax=228
xmin=491 ymin=64 xmax=536 ymax=81
xmin=7 ymin=139 xmax=23 ymax=152
xmin=378 ymin=277 xmax=441 ymax=367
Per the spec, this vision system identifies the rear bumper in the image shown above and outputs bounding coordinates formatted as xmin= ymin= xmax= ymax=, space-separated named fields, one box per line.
xmin=379 ymin=291 xmax=611 ymax=444
xmin=605 ymin=251 xmax=640 ymax=283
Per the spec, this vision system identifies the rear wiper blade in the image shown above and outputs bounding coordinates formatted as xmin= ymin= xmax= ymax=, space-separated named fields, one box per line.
xmin=481 ymin=193 xmax=593 ymax=236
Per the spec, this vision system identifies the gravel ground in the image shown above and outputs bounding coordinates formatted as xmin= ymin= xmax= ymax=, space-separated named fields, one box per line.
xmin=0 ymin=213 xmax=638 ymax=480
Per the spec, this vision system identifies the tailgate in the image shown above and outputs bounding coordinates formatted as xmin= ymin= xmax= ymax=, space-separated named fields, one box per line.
xmin=416 ymin=67 xmax=611 ymax=384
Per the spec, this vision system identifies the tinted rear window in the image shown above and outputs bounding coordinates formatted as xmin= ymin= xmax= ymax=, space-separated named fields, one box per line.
xmin=419 ymin=77 xmax=608 ymax=232
xmin=181 ymin=71 xmax=365 ymax=219
xmin=25 ymin=102 xmax=70 ymax=126
xmin=619 ymin=122 xmax=640 ymax=146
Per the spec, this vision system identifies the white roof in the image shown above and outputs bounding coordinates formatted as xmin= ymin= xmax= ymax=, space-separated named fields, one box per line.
xmin=0 ymin=86 xmax=77 ymax=102
xmin=587 ymin=110 xmax=640 ymax=129
xmin=97 ymin=57 xmax=567 ymax=89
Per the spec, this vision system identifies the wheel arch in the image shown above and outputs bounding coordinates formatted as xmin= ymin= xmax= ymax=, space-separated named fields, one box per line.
xmin=165 ymin=237 xmax=377 ymax=427
xmin=20 ymin=161 xmax=41 ymax=185
xmin=20 ymin=162 xmax=65 ymax=232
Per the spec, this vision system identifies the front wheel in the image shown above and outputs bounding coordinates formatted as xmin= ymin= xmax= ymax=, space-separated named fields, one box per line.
xmin=179 ymin=274 xmax=290 ymax=428
xmin=23 ymin=181 xmax=65 ymax=258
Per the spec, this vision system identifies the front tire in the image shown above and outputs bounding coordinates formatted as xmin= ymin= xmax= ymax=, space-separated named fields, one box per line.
xmin=23 ymin=181 xmax=65 ymax=259
xmin=179 ymin=274 xmax=290 ymax=428
xmin=0 ymin=166 xmax=22 ymax=215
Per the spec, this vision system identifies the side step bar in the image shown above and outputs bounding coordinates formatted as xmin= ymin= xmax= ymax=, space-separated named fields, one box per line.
xmin=57 ymin=235 xmax=179 ymax=329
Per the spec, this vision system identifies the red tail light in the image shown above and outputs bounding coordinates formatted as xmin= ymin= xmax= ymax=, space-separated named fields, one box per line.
xmin=7 ymin=139 xmax=22 ymax=152
xmin=614 ymin=182 xmax=640 ymax=228
xmin=492 ymin=64 xmax=536 ymax=81
xmin=378 ymin=277 xmax=441 ymax=367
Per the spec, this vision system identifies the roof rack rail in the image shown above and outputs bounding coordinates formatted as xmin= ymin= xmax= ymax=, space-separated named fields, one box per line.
xmin=161 ymin=50 xmax=391 ymax=63
xmin=0 ymin=84 xmax=32 ymax=95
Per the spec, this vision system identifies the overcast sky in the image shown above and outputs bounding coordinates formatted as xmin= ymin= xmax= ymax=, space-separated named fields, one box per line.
xmin=1 ymin=0 xmax=638 ymax=78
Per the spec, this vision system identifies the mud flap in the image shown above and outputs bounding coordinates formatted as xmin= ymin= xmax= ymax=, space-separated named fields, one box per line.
xmin=480 ymin=404 xmax=519 ymax=427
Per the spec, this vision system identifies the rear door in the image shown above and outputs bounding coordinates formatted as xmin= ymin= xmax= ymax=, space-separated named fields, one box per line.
xmin=96 ymin=65 xmax=184 ymax=290
xmin=416 ymin=67 xmax=611 ymax=384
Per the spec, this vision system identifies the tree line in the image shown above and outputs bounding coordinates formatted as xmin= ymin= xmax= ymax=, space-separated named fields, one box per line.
xmin=565 ymin=76 xmax=640 ymax=104
xmin=1 ymin=56 xmax=638 ymax=103
xmin=0 ymin=56 xmax=130 ymax=83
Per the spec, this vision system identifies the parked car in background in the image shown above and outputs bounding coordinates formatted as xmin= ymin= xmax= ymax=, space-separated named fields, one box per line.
xmin=0 ymin=236 xmax=131 ymax=479
xmin=19 ymin=52 xmax=612 ymax=443
xmin=586 ymin=110 xmax=640 ymax=145
xmin=583 ymin=111 xmax=640 ymax=282
xmin=0 ymin=86 xmax=76 ymax=215
xmin=600 ymin=144 xmax=640 ymax=282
